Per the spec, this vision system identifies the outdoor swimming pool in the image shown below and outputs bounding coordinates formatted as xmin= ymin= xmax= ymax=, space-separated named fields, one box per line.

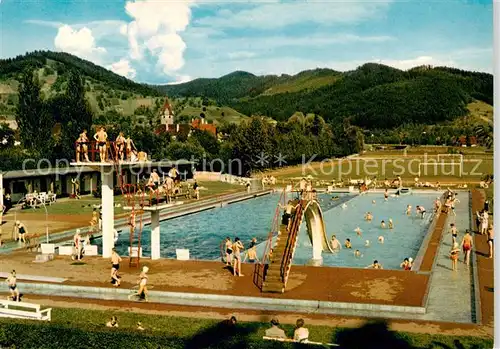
xmin=106 ymin=191 xmax=438 ymax=270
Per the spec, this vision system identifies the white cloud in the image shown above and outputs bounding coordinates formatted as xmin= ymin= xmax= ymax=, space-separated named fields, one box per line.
xmin=376 ymin=56 xmax=456 ymax=70
xmin=107 ymin=59 xmax=137 ymax=79
xmin=54 ymin=25 xmax=107 ymax=63
xmin=167 ymin=75 xmax=193 ymax=85
xmin=122 ymin=0 xmax=195 ymax=75
xmin=195 ymin=1 xmax=392 ymax=29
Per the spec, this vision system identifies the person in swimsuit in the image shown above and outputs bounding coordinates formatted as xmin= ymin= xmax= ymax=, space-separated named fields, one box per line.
xmin=90 ymin=208 xmax=99 ymax=233
xmin=73 ymin=229 xmax=82 ymax=261
xmin=449 ymin=223 xmax=458 ymax=245
xmin=354 ymin=249 xmax=362 ymax=258
xmin=481 ymin=211 xmax=489 ymax=236
xmin=461 ymin=230 xmax=473 ymax=267
xmin=279 ymin=200 xmax=300 ymax=231
xmin=416 ymin=205 xmax=426 ymax=219
xmin=344 ymin=238 xmax=352 ymax=249
xmin=380 ymin=220 xmax=386 ymax=229
xmin=400 ymin=258 xmax=412 ymax=270
xmin=115 ymin=132 xmax=126 ymax=161
xmin=384 ymin=189 xmax=389 ymax=201
xmin=76 ymin=130 xmax=90 ymax=162
xmin=355 ymin=227 xmax=362 ymax=236
xmin=450 ymin=242 xmax=460 ymax=271
xmin=378 ymin=236 xmax=384 ymax=244
xmin=128 ymin=211 xmax=136 ymax=234
xmin=6 ymin=270 xmax=19 ymax=302
xmin=388 ymin=218 xmax=394 ymax=230
xmin=244 ymin=244 xmax=259 ymax=263
xmin=406 ymin=205 xmax=412 ymax=216
xmin=111 ymin=248 xmax=122 ymax=287
xmin=93 ymin=127 xmax=108 ymax=162
xmin=224 ymin=237 xmax=232 ymax=266
xmin=434 ymin=197 xmax=442 ymax=213
xmin=129 ymin=266 xmax=149 ymax=301
xmin=232 ymin=237 xmax=244 ymax=276
xmin=330 ymin=235 xmax=341 ymax=251
xmin=366 ymin=260 xmax=383 ymax=269
xmin=487 ymin=224 xmax=494 ymax=259
xmin=16 ymin=221 xmax=27 ymax=244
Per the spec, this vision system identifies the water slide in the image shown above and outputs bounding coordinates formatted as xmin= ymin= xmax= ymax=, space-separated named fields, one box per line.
xmin=302 ymin=200 xmax=335 ymax=259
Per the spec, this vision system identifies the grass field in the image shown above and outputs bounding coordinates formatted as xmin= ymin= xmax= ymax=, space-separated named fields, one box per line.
xmin=176 ymin=105 xmax=249 ymax=124
xmin=0 ymin=307 xmax=493 ymax=349
xmin=14 ymin=181 xmax=243 ymax=217
xmin=265 ymin=156 xmax=493 ymax=184
xmin=262 ymin=73 xmax=340 ymax=95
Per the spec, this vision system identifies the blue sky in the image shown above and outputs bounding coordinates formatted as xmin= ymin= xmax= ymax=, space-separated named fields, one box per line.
xmin=0 ymin=0 xmax=493 ymax=84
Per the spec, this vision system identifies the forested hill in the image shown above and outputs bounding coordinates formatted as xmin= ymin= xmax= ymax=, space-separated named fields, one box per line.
xmin=161 ymin=64 xmax=493 ymax=129
xmin=0 ymin=51 xmax=161 ymax=96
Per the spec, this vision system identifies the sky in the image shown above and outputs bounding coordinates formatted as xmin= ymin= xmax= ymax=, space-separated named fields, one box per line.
xmin=0 ymin=0 xmax=493 ymax=84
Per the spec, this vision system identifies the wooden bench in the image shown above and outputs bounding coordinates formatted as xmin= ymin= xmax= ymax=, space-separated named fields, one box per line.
xmin=263 ymin=336 xmax=339 ymax=346
xmin=0 ymin=300 xmax=52 ymax=321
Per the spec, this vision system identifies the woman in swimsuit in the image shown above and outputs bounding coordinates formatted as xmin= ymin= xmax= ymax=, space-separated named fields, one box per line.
xmin=73 ymin=230 xmax=82 ymax=261
xmin=110 ymin=248 xmax=122 ymax=287
xmin=224 ymin=237 xmax=233 ymax=266
xmin=400 ymin=258 xmax=412 ymax=270
xmin=6 ymin=270 xmax=19 ymax=302
xmin=129 ymin=266 xmax=149 ymax=301
xmin=450 ymin=243 xmax=460 ymax=271
xmin=232 ymin=238 xmax=244 ymax=277
xmin=487 ymin=225 xmax=494 ymax=259
xmin=76 ymin=130 xmax=90 ymax=162
xmin=461 ymin=230 xmax=473 ymax=267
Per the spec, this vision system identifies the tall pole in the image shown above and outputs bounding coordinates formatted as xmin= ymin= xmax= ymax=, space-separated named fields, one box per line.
xmin=0 ymin=173 xmax=3 ymax=240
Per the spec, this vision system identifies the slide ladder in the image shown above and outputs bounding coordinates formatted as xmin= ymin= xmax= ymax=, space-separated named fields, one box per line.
xmin=123 ymin=184 xmax=145 ymax=268
xmin=262 ymin=199 xmax=304 ymax=293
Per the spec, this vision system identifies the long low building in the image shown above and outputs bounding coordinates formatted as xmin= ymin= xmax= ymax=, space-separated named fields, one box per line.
xmin=1 ymin=160 xmax=195 ymax=202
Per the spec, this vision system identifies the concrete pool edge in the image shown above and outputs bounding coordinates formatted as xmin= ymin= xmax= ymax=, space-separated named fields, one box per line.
xmin=469 ymin=190 xmax=482 ymax=325
xmin=17 ymin=281 xmax=426 ymax=315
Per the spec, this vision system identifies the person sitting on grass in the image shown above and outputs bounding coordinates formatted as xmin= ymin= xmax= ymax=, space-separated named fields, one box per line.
xmin=106 ymin=316 xmax=118 ymax=328
xmin=136 ymin=322 xmax=145 ymax=331
xmin=293 ymin=318 xmax=309 ymax=343
xmin=265 ymin=317 xmax=287 ymax=339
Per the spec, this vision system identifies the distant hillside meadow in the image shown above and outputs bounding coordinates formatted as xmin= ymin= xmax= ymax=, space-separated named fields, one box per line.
xmin=0 ymin=50 xmax=494 ymax=172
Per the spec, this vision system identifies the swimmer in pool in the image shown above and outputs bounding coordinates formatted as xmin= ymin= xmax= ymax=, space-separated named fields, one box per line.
xmin=365 ymin=240 xmax=370 ymax=247
xmin=389 ymin=219 xmax=394 ymax=230
xmin=345 ymin=238 xmax=352 ymax=249
xmin=406 ymin=205 xmax=412 ymax=216
xmin=384 ymin=189 xmax=389 ymax=201
xmin=354 ymin=249 xmax=362 ymax=258
xmin=330 ymin=235 xmax=341 ymax=251
xmin=366 ymin=260 xmax=383 ymax=269
xmin=372 ymin=200 xmax=376 ymax=205
xmin=355 ymin=227 xmax=362 ymax=236
xmin=378 ymin=236 xmax=384 ymax=243
xmin=380 ymin=220 xmax=386 ymax=228
xmin=342 ymin=203 xmax=347 ymax=209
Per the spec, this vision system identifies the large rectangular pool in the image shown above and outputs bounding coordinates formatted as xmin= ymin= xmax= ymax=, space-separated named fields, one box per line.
xmin=104 ymin=191 xmax=438 ymax=270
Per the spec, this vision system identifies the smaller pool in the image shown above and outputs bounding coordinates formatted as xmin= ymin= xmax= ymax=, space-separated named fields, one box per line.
xmin=290 ymin=192 xmax=437 ymax=269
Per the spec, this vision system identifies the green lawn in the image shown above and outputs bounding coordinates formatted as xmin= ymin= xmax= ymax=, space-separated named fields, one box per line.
xmin=15 ymin=181 xmax=243 ymax=217
xmin=0 ymin=307 xmax=492 ymax=349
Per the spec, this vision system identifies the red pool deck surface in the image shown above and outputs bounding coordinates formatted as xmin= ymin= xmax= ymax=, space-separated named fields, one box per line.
xmin=1 ymin=253 xmax=428 ymax=307
xmin=471 ymin=189 xmax=494 ymax=330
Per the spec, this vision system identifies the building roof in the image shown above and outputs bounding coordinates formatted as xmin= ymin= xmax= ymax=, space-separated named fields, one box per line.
xmin=192 ymin=119 xmax=217 ymax=135
xmin=1 ymin=160 xmax=195 ymax=180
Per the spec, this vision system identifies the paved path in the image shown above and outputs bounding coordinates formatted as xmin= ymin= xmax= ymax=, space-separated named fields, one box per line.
xmin=421 ymin=191 xmax=474 ymax=323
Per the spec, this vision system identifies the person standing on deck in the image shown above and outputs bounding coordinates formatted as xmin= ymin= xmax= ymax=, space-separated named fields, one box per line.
xmin=76 ymin=130 xmax=90 ymax=162
xmin=115 ymin=132 xmax=126 ymax=161
xmin=487 ymin=225 xmax=494 ymax=259
xmin=232 ymin=238 xmax=244 ymax=277
xmin=450 ymin=223 xmax=458 ymax=245
xmin=93 ymin=127 xmax=108 ymax=162
xmin=6 ymin=270 xmax=20 ymax=301
xmin=461 ymin=230 xmax=473 ymax=267
xmin=110 ymin=248 xmax=122 ymax=287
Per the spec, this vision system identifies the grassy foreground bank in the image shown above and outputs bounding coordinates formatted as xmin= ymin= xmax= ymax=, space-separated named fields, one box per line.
xmin=0 ymin=307 xmax=493 ymax=349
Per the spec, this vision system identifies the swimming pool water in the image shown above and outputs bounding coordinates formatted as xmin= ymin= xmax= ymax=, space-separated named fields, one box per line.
xmin=107 ymin=193 xmax=352 ymax=260
xmin=292 ymin=192 xmax=438 ymax=269
xmin=105 ymin=191 xmax=437 ymax=270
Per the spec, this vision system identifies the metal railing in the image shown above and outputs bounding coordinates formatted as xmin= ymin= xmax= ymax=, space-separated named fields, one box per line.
xmin=279 ymin=200 xmax=304 ymax=284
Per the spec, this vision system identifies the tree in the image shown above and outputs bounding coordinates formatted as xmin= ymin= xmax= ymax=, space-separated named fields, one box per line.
xmin=474 ymin=124 xmax=493 ymax=149
xmin=0 ymin=122 xmax=15 ymax=148
xmin=190 ymin=129 xmax=220 ymax=159
xmin=15 ymin=68 xmax=52 ymax=154
xmin=58 ymin=70 xmax=94 ymax=160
